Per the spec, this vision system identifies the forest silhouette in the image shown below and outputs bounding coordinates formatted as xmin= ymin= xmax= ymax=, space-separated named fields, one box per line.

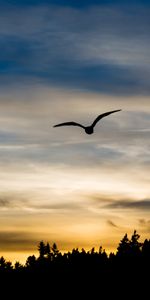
xmin=0 ymin=230 xmax=149 ymax=296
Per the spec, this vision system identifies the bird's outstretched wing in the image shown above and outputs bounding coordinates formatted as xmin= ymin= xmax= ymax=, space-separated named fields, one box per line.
xmin=92 ymin=109 xmax=121 ymax=128
xmin=53 ymin=122 xmax=85 ymax=129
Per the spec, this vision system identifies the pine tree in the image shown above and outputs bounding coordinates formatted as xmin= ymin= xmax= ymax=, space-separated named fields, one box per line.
xmin=117 ymin=233 xmax=130 ymax=256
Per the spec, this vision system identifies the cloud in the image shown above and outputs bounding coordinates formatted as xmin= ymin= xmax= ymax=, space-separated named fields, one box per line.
xmin=0 ymin=198 xmax=11 ymax=208
xmin=0 ymin=189 xmax=85 ymax=214
xmin=0 ymin=86 xmax=150 ymax=174
xmin=88 ymin=193 xmax=150 ymax=213
xmin=139 ymin=219 xmax=150 ymax=226
xmin=139 ymin=219 xmax=149 ymax=225
xmin=0 ymin=194 xmax=29 ymax=209
xmin=0 ymin=5 xmax=150 ymax=94
xmin=107 ymin=220 xmax=118 ymax=228
xmin=0 ymin=231 xmax=36 ymax=250
xmin=138 ymin=219 xmax=150 ymax=233
xmin=27 ymin=201 xmax=84 ymax=213
xmin=106 ymin=199 xmax=150 ymax=210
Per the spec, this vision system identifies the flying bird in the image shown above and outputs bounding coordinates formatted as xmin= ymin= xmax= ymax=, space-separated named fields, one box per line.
xmin=53 ymin=109 xmax=121 ymax=135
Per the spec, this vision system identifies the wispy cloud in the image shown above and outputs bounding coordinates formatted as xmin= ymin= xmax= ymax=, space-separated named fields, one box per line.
xmin=0 ymin=194 xmax=29 ymax=209
xmin=0 ymin=87 xmax=150 ymax=171
xmin=0 ymin=5 xmax=150 ymax=94
xmin=138 ymin=219 xmax=150 ymax=233
xmin=0 ymin=1 xmax=150 ymax=262
xmin=139 ymin=219 xmax=150 ymax=226
xmin=107 ymin=220 xmax=118 ymax=228
xmin=106 ymin=199 xmax=150 ymax=210
xmin=0 ymin=231 xmax=36 ymax=250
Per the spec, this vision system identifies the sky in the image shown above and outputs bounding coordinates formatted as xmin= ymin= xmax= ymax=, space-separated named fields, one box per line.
xmin=0 ymin=0 xmax=150 ymax=264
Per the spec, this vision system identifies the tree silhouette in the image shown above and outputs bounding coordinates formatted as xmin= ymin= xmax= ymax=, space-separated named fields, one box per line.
xmin=117 ymin=233 xmax=130 ymax=257
xmin=0 ymin=229 xmax=149 ymax=298
xmin=142 ymin=239 xmax=150 ymax=257
xmin=38 ymin=241 xmax=46 ymax=259
xmin=130 ymin=230 xmax=142 ymax=256
xmin=14 ymin=261 xmax=24 ymax=271
xmin=52 ymin=243 xmax=59 ymax=259
xmin=0 ymin=256 xmax=6 ymax=270
xmin=45 ymin=243 xmax=50 ymax=256
xmin=26 ymin=255 xmax=36 ymax=268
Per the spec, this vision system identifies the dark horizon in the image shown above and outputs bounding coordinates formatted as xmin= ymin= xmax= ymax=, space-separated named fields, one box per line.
xmin=0 ymin=230 xmax=149 ymax=266
xmin=0 ymin=230 xmax=149 ymax=299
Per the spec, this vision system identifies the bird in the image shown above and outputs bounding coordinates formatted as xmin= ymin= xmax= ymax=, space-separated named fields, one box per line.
xmin=53 ymin=109 xmax=121 ymax=135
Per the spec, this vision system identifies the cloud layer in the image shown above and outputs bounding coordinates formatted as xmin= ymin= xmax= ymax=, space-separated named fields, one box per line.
xmin=0 ymin=2 xmax=150 ymax=262
xmin=0 ymin=4 xmax=150 ymax=94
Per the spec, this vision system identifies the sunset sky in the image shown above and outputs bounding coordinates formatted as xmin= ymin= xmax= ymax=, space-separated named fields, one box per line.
xmin=0 ymin=0 xmax=150 ymax=264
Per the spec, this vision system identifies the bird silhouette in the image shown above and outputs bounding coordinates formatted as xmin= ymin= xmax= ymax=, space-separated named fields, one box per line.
xmin=53 ymin=109 xmax=121 ymax=135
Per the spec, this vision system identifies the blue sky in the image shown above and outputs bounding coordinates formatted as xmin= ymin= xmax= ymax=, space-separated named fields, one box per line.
xmin=0 ymin=1 xmax=150 ymax=94
xmin=0 ymin=0 xmax=150 ymax=263
xmin=1 ymin=0 xmax=150 ymax=6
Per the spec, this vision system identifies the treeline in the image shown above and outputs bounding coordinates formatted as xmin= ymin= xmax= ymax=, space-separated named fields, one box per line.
xmin=0 ymin=230 xmax=149 ymax=273
xmin=0 ymin=230 xmax=149 ymax=297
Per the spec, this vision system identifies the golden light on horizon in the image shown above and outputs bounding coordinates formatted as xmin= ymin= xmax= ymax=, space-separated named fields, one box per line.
xmin=0 ymin=2 xmax=150 ymax=281
xmin=0 ymin=86 xmax=150 ymax=265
